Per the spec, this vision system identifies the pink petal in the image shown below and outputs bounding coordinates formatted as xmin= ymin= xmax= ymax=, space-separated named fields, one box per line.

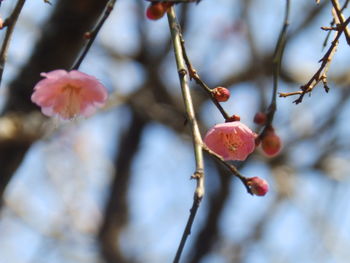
xmin=31 ymin=69 xmax=108 ymax=120
xmin=204 ymin=121 xmax=256 ymax=161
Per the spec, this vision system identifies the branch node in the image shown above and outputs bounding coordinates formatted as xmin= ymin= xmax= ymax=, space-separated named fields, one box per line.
xmin=178 ymin=68 xmax=187 ymax=77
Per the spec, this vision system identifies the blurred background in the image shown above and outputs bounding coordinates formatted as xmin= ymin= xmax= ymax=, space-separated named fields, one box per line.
xmin=1 ymin=0 xmax=350 ymax=262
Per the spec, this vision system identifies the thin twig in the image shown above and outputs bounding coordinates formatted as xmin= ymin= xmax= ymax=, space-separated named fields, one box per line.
xmin=279 ymin=16 xmax=350 ymax=103
xmin=259 ymin=0 xmax=290 ymax=136
xmin=0 ymin=0 xmax=26 ymax=86
xmin=71 ymin=0 xmax=117 ymax=70
xmin=323 ymin=0 xmax=349 ymax=49
xmin=331 ymin=0 xmax=350 ymax=45
xmin=179 ymin=34 xmax=231 ymax=120
xmin=202 ymin=146 xmax=252 ymax=194
xmin=167 ymin=7 xmax=205 ymax=263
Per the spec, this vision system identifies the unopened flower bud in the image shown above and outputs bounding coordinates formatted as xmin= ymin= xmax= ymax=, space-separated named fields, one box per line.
xmin=84 ymin=32 xmax=92 ymax=39
xmin=261 ymin=128 xmax=282 ymax=156
xmin=225 ymin=114 xmax=240 ymax=122
xmin=212 ymin=87 xmax=230 ymax=102
xmin=254 ymin=112 xmax=267 ymax=125
xmin=146 ymin=3 xmax=166 ymax=20
xmin=247 ymin=177 xmax=269 ymax=196
xmin=0 ymin=17 xmax=4 ymax=30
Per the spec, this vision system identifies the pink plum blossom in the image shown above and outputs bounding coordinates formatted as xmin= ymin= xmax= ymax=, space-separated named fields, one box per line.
xmin=204 ymin=121 xmax=256 ymax=161
xmin=31 ymin=70 xmax=108 ymax=120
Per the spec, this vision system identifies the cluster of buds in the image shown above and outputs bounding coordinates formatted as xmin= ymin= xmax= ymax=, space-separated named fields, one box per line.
xmin=253 ymin=112 xmax=282 ymax=157
xmin=146 ymin=2 xmax=173 ymax=20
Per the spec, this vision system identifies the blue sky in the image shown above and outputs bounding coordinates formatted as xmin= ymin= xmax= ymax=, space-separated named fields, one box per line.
xmin=1 ymin=0 xmax=350 ymax=263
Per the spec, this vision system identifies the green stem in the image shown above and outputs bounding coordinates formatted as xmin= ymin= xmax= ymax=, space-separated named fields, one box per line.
xmin=167 ymin=7 xmax=205 ymax=263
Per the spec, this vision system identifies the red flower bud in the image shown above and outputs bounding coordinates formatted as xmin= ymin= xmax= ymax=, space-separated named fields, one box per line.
xmin=226 ymin=114 xmax=240 ymax=122
xmin=254 ymin=112 xmax=267 ymax=125
xmin=146 ymin=3 xmax=167 ymax=20
xmin=247 ymin=177 xmax=269 ymax=196
xmin=261 ymin=128 xmax=282 ymax=156
xmin=84 ymin=32 xmax=92 ymax=39
xmin=212 ymin=87 xmax=230 ymax=102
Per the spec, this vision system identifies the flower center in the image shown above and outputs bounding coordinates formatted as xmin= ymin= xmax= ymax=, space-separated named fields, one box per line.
xmin=60 ymin=84 xmax=82 ymax=119
xmin=222 ymin=133 xmax=243 ymax=153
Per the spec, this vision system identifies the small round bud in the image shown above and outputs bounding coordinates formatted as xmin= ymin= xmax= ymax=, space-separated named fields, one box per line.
xmin=254 ymin=112 xmax=267 ymax=125
xmin=212 ymin=87 xmax=230 ymax=102
xmin=146 ymin=3 xmax=166 ymax=20
xmin=0 ymin=17 xmax=4 ymax=30
xmin=247 ymin=177 xmax=269 ymax=196
xmin=261 ymin=128 xmax=282 ymax=156
xmin=225 ymin=114 xmax=240 ymax=122
xmin=84 ymin=32 xmax=92 ymax=39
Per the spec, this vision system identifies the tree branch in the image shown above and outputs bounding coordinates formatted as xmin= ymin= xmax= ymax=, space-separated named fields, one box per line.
xmin=0 ymin=0 xmax=27 ymax=86
xmin=167 ymin=7 xmax=205 ymax=263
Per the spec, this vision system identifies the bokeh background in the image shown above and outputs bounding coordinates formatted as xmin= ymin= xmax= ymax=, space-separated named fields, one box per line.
xmin=1 ymin=0 xmax=350 ymax=262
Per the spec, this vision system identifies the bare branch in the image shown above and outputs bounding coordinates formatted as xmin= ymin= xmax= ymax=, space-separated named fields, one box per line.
xmin=0 ymin=0 xmax=27 ymax=87
xmin=72 ymin=0 xmax=117 ymax=70
xmin=279 ymin=16 xmax=350 ymax=103
xmin=167 ymin=7 xmax=205 ymax=263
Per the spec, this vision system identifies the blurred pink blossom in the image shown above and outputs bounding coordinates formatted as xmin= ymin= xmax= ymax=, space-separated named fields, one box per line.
xmin=31 ymin=70 xmax=107 ymax=120
xmin=204 ymin=121 xmax=256 ymax=161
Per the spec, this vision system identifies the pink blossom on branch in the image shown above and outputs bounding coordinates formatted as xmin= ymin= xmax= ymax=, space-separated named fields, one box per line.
xmin=204 ymin=121 xmax=256 ymax=161
xmin=31 ymin=70 xmax=108 ymax=120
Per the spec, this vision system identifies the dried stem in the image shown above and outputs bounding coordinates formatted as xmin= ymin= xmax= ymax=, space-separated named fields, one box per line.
xmin=71 ymin=0 xmax=117 ymax=70
xmin=0 ymin=0 xmax=26 ymax=86
xmin=167 ymin=7 xmax=205 ymax=263
xmin=279 ymin=16 xmax=350 ymax=104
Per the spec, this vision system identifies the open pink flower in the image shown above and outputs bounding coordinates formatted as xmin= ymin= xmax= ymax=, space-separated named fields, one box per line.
xmin=31 ymin=70 xmax=108 ymax=120
xmin=204 ymin=121 xmax=256 ymax=161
